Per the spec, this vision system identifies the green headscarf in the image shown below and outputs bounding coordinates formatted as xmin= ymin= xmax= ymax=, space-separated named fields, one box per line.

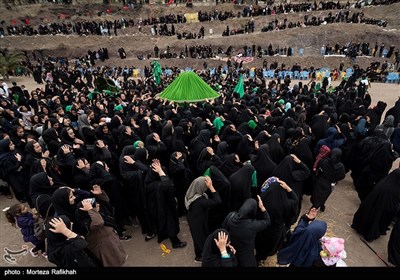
xmin=248 ymin=120 xmax=257 ymax=129
xmin=65 ymin=105 xmax=73 ymax=112
xmin=213 ymin=117 xmax=224 ymax=134
xmin=251 ymin=170 xmax=258 ymax=188
xmin=133 ymin=140 xmax=143 ymax=148
xmin=114 ymin=104 xmax=123 ymax=111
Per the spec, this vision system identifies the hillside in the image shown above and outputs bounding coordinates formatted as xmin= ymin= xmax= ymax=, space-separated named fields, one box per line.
xmin=1 ymin=2 xmax=399 ymax=70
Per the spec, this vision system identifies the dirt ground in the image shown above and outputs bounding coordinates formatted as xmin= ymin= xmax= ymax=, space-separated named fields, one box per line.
xmin=0 ymin=76 xmax=399 ymax=268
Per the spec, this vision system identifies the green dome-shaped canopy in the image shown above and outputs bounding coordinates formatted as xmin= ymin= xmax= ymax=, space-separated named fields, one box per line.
xmin=159 ymin=71 xmax=220 ymax=102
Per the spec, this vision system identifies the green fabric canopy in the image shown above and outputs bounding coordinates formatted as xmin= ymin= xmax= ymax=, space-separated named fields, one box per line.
xmin=159 ymin=72 xmax=220 ymax=102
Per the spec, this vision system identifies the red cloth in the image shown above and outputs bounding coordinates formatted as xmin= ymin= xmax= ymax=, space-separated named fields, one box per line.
xmin=25 ymin=18 xmax=30 ymax=25
xmin=313 ymin=145 xmax=331 ymax=171
xmin=167 ymin=0 xmax=174 ymax=4
xmin=11 ymin=19 xmax=17 ymax=25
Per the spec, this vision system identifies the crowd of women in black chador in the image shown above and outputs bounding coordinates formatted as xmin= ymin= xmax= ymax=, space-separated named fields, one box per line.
xmin=1 ymin=53 xmax=400 ymax=266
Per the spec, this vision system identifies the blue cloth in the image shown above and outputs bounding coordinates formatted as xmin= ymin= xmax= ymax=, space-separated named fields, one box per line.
xmin=315 ymin=127 xmax=345 ymax=153
xmin=277 ymin=219 xmax=327 ymax=267
xmin=16 ymin=213 xmax=37 ymax=244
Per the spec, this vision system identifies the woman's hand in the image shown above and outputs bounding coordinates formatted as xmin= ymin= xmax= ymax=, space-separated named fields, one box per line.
xmin=49 ymin=217 xmax=67 ymax=233
xmin=214 ymin=231 xmax=228 ymax=252
xmin=306 ymin=207 xmax=318 ymax=220
xmin=80 ymin=199 xmax=93 ymax=211
xmin=91 ymin=184 xmax=102 ymax=195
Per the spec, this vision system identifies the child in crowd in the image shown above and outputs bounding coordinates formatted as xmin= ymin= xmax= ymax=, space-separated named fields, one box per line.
xmin=5 ymin=203 xmax=47 ymax=258
xmin=320 ymin=237 xmax=347 ymax=267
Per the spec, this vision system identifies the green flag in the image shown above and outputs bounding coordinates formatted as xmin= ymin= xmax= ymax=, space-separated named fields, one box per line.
xmin=234 ymin=74 xmax=245 ymax=98
xmin=152 ymin=60 xmax=162 ymax=85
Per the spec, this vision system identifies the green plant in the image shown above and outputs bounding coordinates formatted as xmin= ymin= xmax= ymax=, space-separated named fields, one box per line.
xmin=0 ymin=51 xmax=25 ymax=80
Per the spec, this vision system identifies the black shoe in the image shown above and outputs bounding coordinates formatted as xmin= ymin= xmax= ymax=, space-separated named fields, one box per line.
xmin=178 ymin=209 xmax=188 ymax=217
xmin=119 ymin=234 xmax=132 ymax=241
xmin=194 ymin=257 xmax=202 ymax=262
xmin=157 ymin=237 xmax=167 ymax=244
xmin=172 ymin=241 xmax=187 ymax=249
xmin=145 ymin=233 xmax=156 ymax=242
xmin=5 ymin=193 xmax=14 ymax=199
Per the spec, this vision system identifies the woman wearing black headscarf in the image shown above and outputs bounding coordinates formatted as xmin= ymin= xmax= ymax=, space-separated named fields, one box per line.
xmin=218 ymin=153 xmax=243 ymax=178
xmin=118 ymin=125 xmax=141 ymax=151
xmin=284 ymin=128 xmax=314 ymax=174
xmin=223 ymin=197 xmax=270 ymax=267
xmin=144 ymin=159 xmax=187 ymax=248
xmin=95 ymin=124 xmax=116 ymax=153
xmin=202 ymin=228 xmax=238 ymax=267
xmin=119 ymin=146 xmax=153 ymax=239
xmin=51 ymin=187 xmax=77 ymax=223
xmin=89 ymin=161 xmax=130 ymax=239
xmin=221 ymin=124 xmax=243 ymax=154
xmin=309 ymin=113 xmax=330 ymax=144
xmin=251 ymin=144 xmax=277 ymax=190
xmin=351 ymin=135 xmax=396 ymax=202
xmin=169 ymin=151 xmax=194 ymax=217
xmin=29 ymin=172 xmax=56 ymax=216
xmin=267 ymin=133 xmax=285 ymax=164
xmin=352 ymin=169 xmax=400 ymax=242
xmin=161 ymin=121 xmax=174 ymax=155
xmin=171 ymin=126 xmax=189 ymax=155
xmin=72 ymin=158 xmax=91 ymax=191
xmin=273 ymin=154 xmax=310 ymax=215
xmin=0 ymin=138 xmax=28 ymax=203
xmin=9 ymin=125 xmax=27 ymax=154
xmin=74 ymin=188 xmax=127 ymax=267
xmin=311 ymin=148 xmax=346 ymax=212
xmin=216 ymin=141 xmax=229 ymax=161
xmin=24 ymin=140 xmax=47 ymax=177
xmin=60 ymin=127 xmax=87 ymax=159
xmin=42 ymin=127 xmax=61 ymax=157
xmin=23 ymin=138 xmax=64 ymax=192
xmin=196 ymin=147 xmax=222 ymax=176
xmin=189 ymin=129 xmax=212 ymax=163
xmin=46 ymin=215 xmax=100 ymax=267
xmin=145 ymin=132 xmax=168 ymax=166
xmin=255 ymin=178 xmax=298 ymax=264
xmin=228 ymin=164 xmax=255 ymax=211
